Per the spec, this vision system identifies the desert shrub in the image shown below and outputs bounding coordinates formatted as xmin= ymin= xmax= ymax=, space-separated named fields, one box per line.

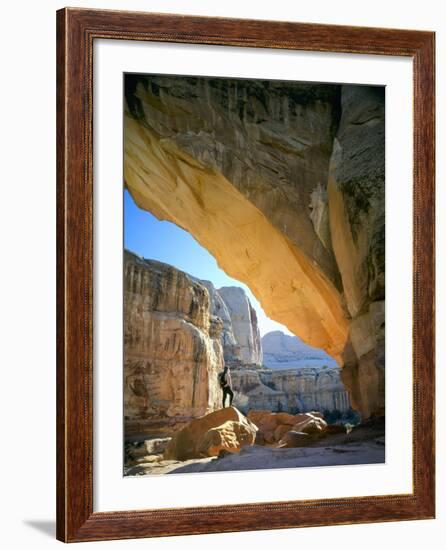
xmin=341 ymin=407 xmax=361 ymax=425
xmin=323 ymin=409 xmax=342 ymax=424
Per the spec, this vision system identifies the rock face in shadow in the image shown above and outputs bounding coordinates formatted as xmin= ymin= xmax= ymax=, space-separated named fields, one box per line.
xmin=124 ymin=76 xmax=385 ymax=419
xmin=328 ymin=86 xmax=385 ymax=418
xmin=124 ymin=251 xmax=224 ymax=436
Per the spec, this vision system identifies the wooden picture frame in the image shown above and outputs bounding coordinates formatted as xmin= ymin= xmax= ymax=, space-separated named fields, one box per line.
xmin=56 ymin=7 xmax=435 ymax=542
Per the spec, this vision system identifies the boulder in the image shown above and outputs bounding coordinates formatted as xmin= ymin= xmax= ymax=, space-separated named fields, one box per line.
xmin=292 ymin=413 xmax=327 ymax=435
xmin=274 ymin=424 xmax=291 ymax=442
xmin=275 ymin=412 xmax=302 ymax=425
xmin=144 ymin=437 xmax=172 ymax=455
xmin=198 ymin=420 xmax=257 ymax=457
xmin=325 ymin=424 xmax=347 ymax=435
xmin=247 ymin=410 xmax=271 ymax=426
xmin=263 ymin=430 xmax=276 ymax=444
xmin=278 ymin=431 xmax=311 ymax=448
xmin=247 ymin=410 xmax=296 ymax=432
xmin=164 ymin=406 xmax=257 ymax=460
xmin=247 ymin=410 xmax=327 ymax=445
xmin=305 ymin=411 xmax=324 ymax=420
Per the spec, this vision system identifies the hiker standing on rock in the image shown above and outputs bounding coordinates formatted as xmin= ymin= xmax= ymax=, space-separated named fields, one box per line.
xmin=218 ymin=366 xmax=234 ymax=408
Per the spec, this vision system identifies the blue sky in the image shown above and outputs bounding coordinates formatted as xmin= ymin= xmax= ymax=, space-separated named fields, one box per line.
xmin=124 ymin=190 xmax=293 ymax=336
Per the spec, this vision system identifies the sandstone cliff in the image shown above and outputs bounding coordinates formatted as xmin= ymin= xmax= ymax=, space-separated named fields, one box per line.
xmin=327 ymin=86 xmax=385 ymax=418
xmin=124 ymin=76 xmax=385 ymax=419
xmin=218 ymin=286 xmax=262 ymax=367
xmin=124 ymin=251 xmax=223 ymax=436
xmin=125 ymin=251 xmax=265 ymax=437
xmin=231 ymin=366 xmax=350 ymax=415
xmin=195 ymin=281 xmax=262 ymax=367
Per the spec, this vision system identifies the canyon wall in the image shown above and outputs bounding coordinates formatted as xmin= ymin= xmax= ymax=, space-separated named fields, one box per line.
xmin=124 ymin=251 xmax=223 ymax=436
xmin=218 ymin=286 xmax=262 ymax=367
xmin=231 ymin=330 xmax=349 ymax=415
xmin=124 ymin=76 xmax=385 ymax=419
xmin=328 ymin=86 xmax=385 ymax=417
xmin=194 ymin=280 xmax=263 ymax=367
xmin=231 ymin=367 xmax=350 ymax=415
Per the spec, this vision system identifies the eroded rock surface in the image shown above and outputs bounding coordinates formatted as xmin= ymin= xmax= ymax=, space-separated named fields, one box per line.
xmin=124 ymin=251 xmax=224 ymax=436
xmin=125 ymin=252 xmax=268 ymax=437
xmin=247 ymin=410 xmax=328 ymax=446
xmin=189 ymin=280 xmax=262 ymax=367
xmin=218 ymin=286 xmax=262 ymax=367
xmin=231 ymin=367 xmax=350 ymax=415
xmin=328 ymin=86 xmax=385 ymax=418
xmin=164 ymin=406 xmax=257 ymax=460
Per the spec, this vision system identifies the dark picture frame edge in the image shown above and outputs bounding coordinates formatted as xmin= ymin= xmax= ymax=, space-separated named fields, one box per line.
xmin=56 ymin=7 xmax=435 ymax=542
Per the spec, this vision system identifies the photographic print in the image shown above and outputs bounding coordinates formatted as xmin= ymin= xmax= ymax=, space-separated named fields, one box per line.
xmin=123 ymin=74 xmax=385 ymax=477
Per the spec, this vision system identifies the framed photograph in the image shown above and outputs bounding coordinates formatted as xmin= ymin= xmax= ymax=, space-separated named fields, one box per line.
xmin=56 ymin=8 xmax=435 ymax=542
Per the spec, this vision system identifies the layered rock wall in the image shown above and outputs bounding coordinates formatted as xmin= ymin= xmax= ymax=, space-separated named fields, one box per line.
xmin=218 ymin=286 xmax=262 ymax=367
xmin=196 ymin=281 xmax=262 ymax=367
xmin=231 ymin=367 xmax=350 ymax=415
xmin=124 ymin=251 xmax=223 ymax=436
xmin=195 ymin=279 xmax=239 ymax=365
xmin=328 ymin=86 xmax=385 ymax=417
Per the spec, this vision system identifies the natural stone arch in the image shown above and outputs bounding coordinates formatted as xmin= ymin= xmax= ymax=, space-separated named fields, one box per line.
xmin=124 ymin=113 xmax=349 ymax=362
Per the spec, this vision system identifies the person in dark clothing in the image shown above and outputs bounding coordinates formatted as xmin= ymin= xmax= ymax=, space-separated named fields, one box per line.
xmin=218 ymin=366 xmax=234 ymax=408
